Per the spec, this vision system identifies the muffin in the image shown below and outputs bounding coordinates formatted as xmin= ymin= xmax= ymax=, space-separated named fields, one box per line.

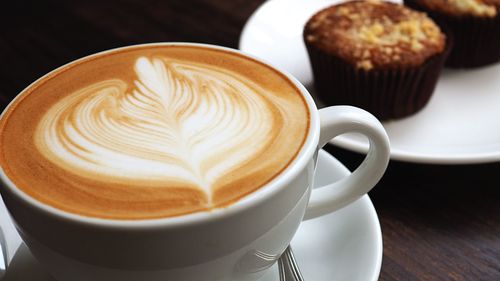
xmin=304 ymin=0 xmax=449 ymax=120
xmin=405 ymin=0 xmax=500 ymax=68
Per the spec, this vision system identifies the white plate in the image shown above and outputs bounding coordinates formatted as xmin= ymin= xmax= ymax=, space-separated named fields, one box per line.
xmin=0 ymin=150 xmax=382 ymax=281
xmin=239 ymin=0 xmax=500 ymax=164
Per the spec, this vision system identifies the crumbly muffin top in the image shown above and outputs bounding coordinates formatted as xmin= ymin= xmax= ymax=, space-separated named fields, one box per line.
xmin=304 ymin=0 xmax=446 ymax=70
xmin=416 ymin=0 xmax=499 ymax=17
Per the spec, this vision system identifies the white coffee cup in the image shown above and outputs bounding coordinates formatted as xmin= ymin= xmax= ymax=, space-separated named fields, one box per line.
xmin=0 ymin=43 xmax=390 ymax=281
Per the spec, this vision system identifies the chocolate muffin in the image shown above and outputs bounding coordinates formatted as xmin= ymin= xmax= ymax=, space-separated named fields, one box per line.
xmin=405 ymin=0 xmax=500 ymax=68
xmin=304 ymin=0 xmax=449 ymax=120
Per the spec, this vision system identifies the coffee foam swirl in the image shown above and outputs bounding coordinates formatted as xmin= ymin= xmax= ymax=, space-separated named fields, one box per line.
xmin=34 ymin=57 xmax=291 ymax=202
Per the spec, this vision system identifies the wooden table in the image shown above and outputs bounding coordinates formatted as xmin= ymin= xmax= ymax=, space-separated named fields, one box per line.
xmin=0 ymin=1 xmax=498 ymax=280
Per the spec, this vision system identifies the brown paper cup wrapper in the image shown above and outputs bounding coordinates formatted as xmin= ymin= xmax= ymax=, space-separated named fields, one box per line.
xmin=305 ymin=42 xmax=450 ymax=121
xmin=405 ymin=0 xmax=500 ymax=68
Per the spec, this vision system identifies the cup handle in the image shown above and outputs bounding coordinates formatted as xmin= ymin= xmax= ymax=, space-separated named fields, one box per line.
xmin=303 ymin=106 xmax=390 ymax=220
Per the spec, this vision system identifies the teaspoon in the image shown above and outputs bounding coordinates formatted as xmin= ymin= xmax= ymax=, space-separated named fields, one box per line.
xmin=278 ymin=246 xmax=304 ymax=281
xmin=0 ymin=227 xmax=6 ymax=279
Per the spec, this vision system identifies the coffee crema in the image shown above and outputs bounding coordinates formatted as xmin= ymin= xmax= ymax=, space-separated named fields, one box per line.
xmin=0 ymin=45 xmax=309 ymax=220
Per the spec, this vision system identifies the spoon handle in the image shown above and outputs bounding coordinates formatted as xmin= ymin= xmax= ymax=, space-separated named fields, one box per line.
xmin=278 ymin=246 xmax=304 ymax=281
xmin=0 ymin=227 xmax=6 ymax=279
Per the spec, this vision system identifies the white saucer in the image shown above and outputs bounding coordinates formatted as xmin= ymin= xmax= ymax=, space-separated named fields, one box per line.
xmin=0 ymin=150 xmax=382 ymax=281
xmin=240 ymin=0 xmax=500 ymax=164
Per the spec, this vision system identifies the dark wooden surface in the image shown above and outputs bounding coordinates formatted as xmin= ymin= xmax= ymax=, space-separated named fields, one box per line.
xmin=0 ymin=1 xmax=499 ymax=280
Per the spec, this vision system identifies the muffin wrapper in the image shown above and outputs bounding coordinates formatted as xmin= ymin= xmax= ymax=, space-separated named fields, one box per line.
xmin=306 ymin=42 xmax=450 ymax=121
xmin=405 ymin=0 xmax=500 ymax=68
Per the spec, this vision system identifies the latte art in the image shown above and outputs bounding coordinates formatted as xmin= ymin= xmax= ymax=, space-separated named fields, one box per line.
xmin=0 ymin=45 xmax=309 ymax=219
xmin=35 ymin=57 xmax=284 ymax=201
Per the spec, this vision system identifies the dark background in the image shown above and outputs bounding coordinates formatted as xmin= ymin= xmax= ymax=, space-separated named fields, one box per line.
xmin=0 ymin=1 xmax=499 ymax=280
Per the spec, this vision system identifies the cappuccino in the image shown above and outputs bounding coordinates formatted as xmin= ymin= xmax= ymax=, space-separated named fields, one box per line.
xmin=0 ymin=45 xmax=309 ymax=220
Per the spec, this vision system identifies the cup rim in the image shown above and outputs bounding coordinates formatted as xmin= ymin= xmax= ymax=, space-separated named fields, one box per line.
xmin=0 ymin=42 xmax=320 ymax=229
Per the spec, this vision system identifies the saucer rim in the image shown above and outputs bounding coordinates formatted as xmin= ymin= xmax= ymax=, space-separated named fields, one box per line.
xmin=332 ymin=136 xmax=500 ymax=164
xmin=311 ymin=150 xmax=382 ymax=281
xmin=261 ymin=150 xmax=383 ymax=281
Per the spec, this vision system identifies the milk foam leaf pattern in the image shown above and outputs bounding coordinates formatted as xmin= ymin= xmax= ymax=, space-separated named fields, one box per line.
xmin=35 ymin=57 xmax=285 ymax=201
